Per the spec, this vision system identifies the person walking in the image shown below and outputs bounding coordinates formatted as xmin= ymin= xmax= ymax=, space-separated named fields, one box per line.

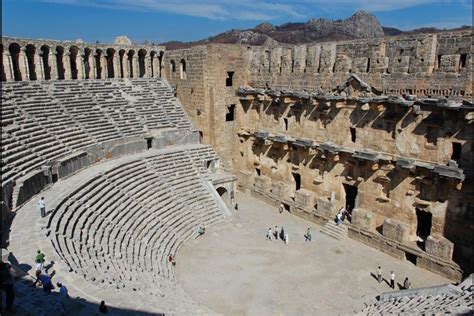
xmin=267 ymin=228 xmax=273 ymax=241
xmin=38 ymin=197 xmax=46 ymax=217
xmin=274 ymin=226 xmax=278 ymax=240
xmin=35 ymin=250 xmax=46 ymax=273
xmin=33 ymin=270 xmax=54 ymax=294
xmin=377 ymin=266 xmax=382 ymax=283
xmin=279 ymin=227 xmax=285 ymax=241
xmin=390 ymin=271 xmax=395 ymax=289
xmin=284 ymin=232 xmax=289 ymax=245
xmin=305 ymin=228 xmax=312 ymax=242
xmin=0 ymin=260 xmax=16 ymax=314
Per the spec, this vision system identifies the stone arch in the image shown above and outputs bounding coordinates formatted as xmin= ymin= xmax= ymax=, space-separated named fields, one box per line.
xmin=217 ymin=187 xmax=231 ymax=207
xmin=150 ymin=51 xmax=157 ymax=77
xmin=118 ymin=49 xmax=126 ymax=78
xmin=83 ymin=48 xmax=92 ymax=79
xmin=69 ymin=46 xmax=79 ymax=79
xmin=40 ymin=45 xmax=51 ymax=80
xmin=159 ymin=51 xmax=164 ymax=77
xmin=25 ymin=44 xmax=37 ymax=80
xmin=127 ymin=50 xmax=135 ymax=78
xmin=170 ymin=59 xmax=176 ymax=75
xmin=106 ymin=48 xmax=115 ymax=78
xmin=8 ymin=43 xmax=22 ymax=81
xmin=95 ymin=49 xmax=103 ymax=79
xmin=180 ymin=58 xmax=186 ymax=79
xmin=138 ymin=49 xmax=147 ymax=78
xmin=55 ymin=46 xmax=65 ymax=80
xmin=0 ymin=44 xmax=5 ymax=81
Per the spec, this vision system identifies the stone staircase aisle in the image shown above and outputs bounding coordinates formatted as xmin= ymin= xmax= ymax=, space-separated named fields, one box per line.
xmin=320 ymin=221 xmax=348 ymax=240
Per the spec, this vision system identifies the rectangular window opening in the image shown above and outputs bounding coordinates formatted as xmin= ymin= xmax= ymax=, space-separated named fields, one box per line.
xmin=460 ymin=54 xmax=467 ymax=68
xmin=350 ymin=127 xmax=356 ymax=143
xmin=225 ymin=104 xmax=235 ymax=122
xmin=226 ymin=71 xmax=234 ymax=87
xmin=451 ymin=142 xmax=462 ymax=161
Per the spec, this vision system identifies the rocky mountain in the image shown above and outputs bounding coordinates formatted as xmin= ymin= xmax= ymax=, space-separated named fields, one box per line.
xmin=161 ymin=11 xmax=470 ymax=50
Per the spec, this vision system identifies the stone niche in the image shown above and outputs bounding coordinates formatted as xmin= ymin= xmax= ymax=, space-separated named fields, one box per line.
xmin=383 ymin=218 xmax=409 ymax=243
xmin=351 ymin=208 xmax=376 ymax=231
xmin=270 ymin=181 xmax=290 ymax=199
xmin=254 ymin=175 xmax=271 ymax=191
xmin=315 ymin=196 xmax=335 ymax=217
xmin=425 ymin=235 xmax=454 ymax=261
xmin=295 ymin=189 xmax=314 ymax=208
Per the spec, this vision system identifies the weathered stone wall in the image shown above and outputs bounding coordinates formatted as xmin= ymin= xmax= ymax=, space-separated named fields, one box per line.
xmin=1 ymin=37 xmax=165 ymax=81
xmin=246 ymin=31 xmax=472 ymax=101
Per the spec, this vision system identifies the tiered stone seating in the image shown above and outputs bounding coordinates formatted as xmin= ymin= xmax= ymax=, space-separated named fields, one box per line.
xmin=46 ymin=145 xmax=225 ymax=310
xmin=359 ymin=274 xmax=473 ymax=315
xmin=0 ymin=78 xmax=194 ymax=184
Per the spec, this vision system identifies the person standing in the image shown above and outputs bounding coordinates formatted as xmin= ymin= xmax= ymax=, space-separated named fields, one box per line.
xmin=0 ymin=261 xmax=16 ymax=314
xmin=274 ymin=226 xmax=278 ymax=240
xmin=33 ymin=270 xmax=53 ymax=294
xmin=284 ymin=232 xmax=289 ymax=245
xmin=57 ymin=282 xmax=69 ymax=298
xmin=279 ymin=227 xmax=285 ymax=241
xmin=377 ymin=266 xmax=382 ymax=283
xmin=390 ymin=271 xmax=395 ymax=289
xmin=38 ymin=197 xmax=46 ymax=217
xmin=267 ymin=228 xmax=273 ymax=241
xmin=403 ymin=277 xmax=411 ymax=290
xmin=35 ymin=250 xmax=46 ymax=273
xmin=305 ymin=228 xmax=312 ymax=242
xmin=99 ymin=300 xmax=108 ymax=314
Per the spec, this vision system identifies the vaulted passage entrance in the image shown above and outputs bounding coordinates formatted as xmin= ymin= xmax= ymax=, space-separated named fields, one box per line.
xmin=416 ymin=208 xmax=432 ymax=241
xmin=343 ymin=184 xmax=358 ymax=211
xmin=292 ymin=173 xmax=301 ymax=191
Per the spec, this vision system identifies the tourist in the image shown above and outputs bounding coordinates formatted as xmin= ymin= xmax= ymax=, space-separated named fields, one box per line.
xmin=279 ymin=203 xmax=284 ymax=213
xmin=390 ymin=271 xmax=395 ymax=289
xmin=99 ymin=300 xmax=108 ymax=314
xmin=38 ymin=197 xmax=46 ymax=217
xmin=335 ymin=212 xmax=343 ymax=226
xmin=274 ymin=226 xmax=278 ymax=239
xmin=0 ymin=260 xmax=16 ymax=314
xmin=234 ymin=203 xmax=239 ymax=210
xmin=377 ymin=266 xmax=382 ymax=283
xmin=267 ymin=228 xmax=273 ymax=241
xmin=168 ymin=254 xmax=176 ymax=267
xmin=196 ymin=227 xmax=206 ymax=239
xmin=35 ymin=250 xmax=46 ymax=272
xmin=279 ymin=227 xmax=285 ymax=241
xmin=57 ymin=282 xmax=69 ymax=298
xmin=403 ymin=277 xmax=411 ymax=290
xmin=305 ymin=227 xmax=312 ymax=242
xmin=33 ymin=270 xmax=54 ymax=294
xmin=284 ymin=232 xmax=289 ymax=244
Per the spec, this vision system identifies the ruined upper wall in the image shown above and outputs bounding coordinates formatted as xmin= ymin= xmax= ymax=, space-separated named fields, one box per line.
xmin=245 ymin=30 xmax=473 ymax=101
xmin=1 ymin=37 xmax=165 ymax=81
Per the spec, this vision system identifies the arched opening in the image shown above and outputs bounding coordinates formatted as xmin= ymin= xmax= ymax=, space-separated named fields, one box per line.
xmin=0 ymin=44 xmax=6 ymax=81
xmin=138 ymin=49 xmax=146 ymax=77
xmin=170 ymin=59 xmax=176 ymax=77
xmin=127 ymin=50 xmax=135 ymax=78
xmin=83 ymin=48 xmax=92 ymax=79
xmin=25 ymin=44 xmax=37 ymax=80
xmin=416 ymin=208 xmax=432 ymax=248
xmin=343 ymin=183 xmax=358 ymax=213
xmin=150 ymin=51 xmax=157 ymax=77
xmin=95 ymin=49 xmax=103 ymax=79
xmin=106 ymin=48 xmax=115 ymax=78
xmin=55 ymin=46 xmax=65 ymax=80
xmin=69 ymin=46 xmax=79 ymax=79
xmin=217 ymin=187 xmax=231 ymax=207
xmin=292 ymin=172 xmax=301 ymax=191
xmin=118 ymin=49 xmax=125 ymax=78
xmin=180 ymin=58 xmax=186 ymax=79
xmin=40 ymin=45 xmax=51 ymax=80
xmin=8 ymin=43 xmax=22 ymax=81
xmin=158 ymin=51 xmax=164 ymax=77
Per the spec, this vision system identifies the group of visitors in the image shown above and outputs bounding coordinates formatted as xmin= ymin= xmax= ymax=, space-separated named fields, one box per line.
xmin=335 ymin=206 xmax=351 ymax=225
xmin=376 ymin=266 xmax=412 ymax=290
xmin=266 ymin=226 xmax=289 ymax=244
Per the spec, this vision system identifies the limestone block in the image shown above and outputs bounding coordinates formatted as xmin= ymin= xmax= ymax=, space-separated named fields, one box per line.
xmin=314 ymin=197 xmax=335 ymax=217
xmin=270 ymin=181 xmax=290 ymax=198
xmin=334 ymin=55 xmax=351 ymax=73
xmin=238 ymin=171 xmax=254 ymax=189
xmin=352 ymin=57 xmax=369 ymax=73
xmin=439 ymin=54 xmax=460 ymax=73
xmin=294 ymin=189 xmax=313 ymax=208
xmin=389 ymin=56 xmax=410 ymax=74
xmin=351 ymin=208 xmax=375 ymax=231
xmin=383 ymin=218 xmax=409 ymax=243
xmin=254 ymin=175 xmax=271 ymax=191
xmin=425 ymin=235 xmax=454 ymax=261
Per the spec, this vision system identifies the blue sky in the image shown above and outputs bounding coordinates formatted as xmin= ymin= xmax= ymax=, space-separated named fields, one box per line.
xmin=2 ymin=0 xmax=472 ymax=44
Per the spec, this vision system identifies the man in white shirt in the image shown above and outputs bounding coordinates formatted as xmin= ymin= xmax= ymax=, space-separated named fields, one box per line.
xmin=377 ymin=266 xmax=382 ymax=283
xmin=38 ymin=197 xmax=46 ymax=217
xmin=267 ymin=228 xmax=272 ymax=241
xmin=390 ymin=271 xmax=395 ymax=289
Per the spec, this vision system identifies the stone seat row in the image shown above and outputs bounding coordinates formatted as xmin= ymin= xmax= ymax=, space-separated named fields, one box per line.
xmin=46 ymin=145 xmax=226 ymax=305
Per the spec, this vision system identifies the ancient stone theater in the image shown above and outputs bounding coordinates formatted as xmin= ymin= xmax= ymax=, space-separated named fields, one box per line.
xmin=0 ymin=28 xmax=472 ymax=314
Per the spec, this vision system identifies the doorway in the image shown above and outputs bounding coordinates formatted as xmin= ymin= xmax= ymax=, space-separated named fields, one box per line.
xmin=416 ymin=208 xmax=432 ymax=241
xmin=292 ymin=173 xmax=301 ymax=191
xmin=343 ymin=184 xmax=358 ymax=211
xmin=146 ymin=138 xmax=152 ymax=150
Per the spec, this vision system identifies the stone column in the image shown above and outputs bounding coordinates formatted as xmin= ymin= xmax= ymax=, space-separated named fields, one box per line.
xmin=113 ymin=53 xmax=121 ymax=78
xmin=83 ymin=54 xmax=91 ymax=79
xmin=19 ymin=48 xmax=30 ymax=80
xmin=63 ymin=52 xmax=71 ymax=80
xmin=34 ymin=51 xmax=43 ymax=80
xmin=133 ymin=54 xmax=139 ymax=78
xmin=4 ymin=53 xmax=14 ymax=81
xmin=93 ymin=53 xmax=100 ymax=79
xmin=76 ymin=51 xmax=84 ymax=79
xmin=144 ymin=54 xmax=151 ymax=78
xmin=152 ymin=56 xmax=159 ymax=78
xmin=49 ymin=52 xmax=58 ymax=80
xmin=123 ymin=56 xmax=129 ymax=78
xmin=101 ymin=54 xmax=107 ymax=79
